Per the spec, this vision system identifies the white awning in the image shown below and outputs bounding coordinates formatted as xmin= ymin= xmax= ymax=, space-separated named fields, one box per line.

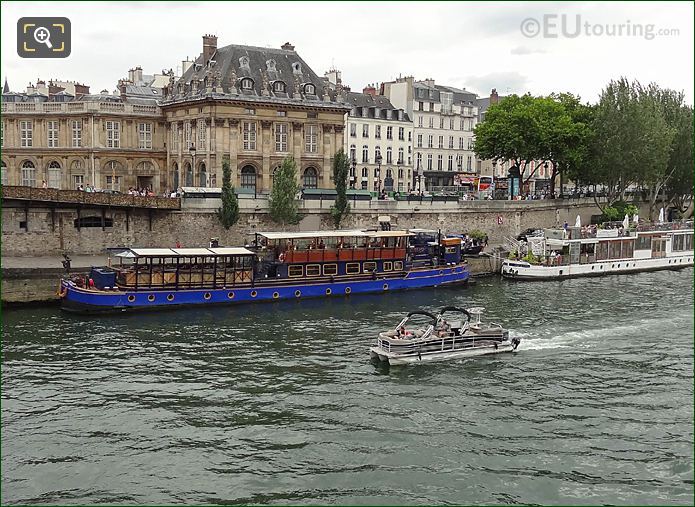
xmin=130 ymin=248 xmax=177 ymax=257
xmin=208 ymin=247 xmax=255 ymax=256
xmin=172 ymin=248 xmax=215 ymax=256
xmin=257 ymin=230 xmax=367 ymax=240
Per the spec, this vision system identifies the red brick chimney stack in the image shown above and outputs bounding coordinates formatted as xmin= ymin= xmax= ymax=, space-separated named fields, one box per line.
xmin=363 ymin=83 xmax=377 ymax=96
xmin=202 ymin=34 xmax=218 ymax=64
xmin=490 ymin=88 xmax=499 ymax=104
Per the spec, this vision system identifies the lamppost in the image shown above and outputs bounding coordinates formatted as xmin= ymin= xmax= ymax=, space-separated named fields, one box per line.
xmin=375 ymin=153 xmax=382 ymax=195
xmin=350 ymin=157 xmax=356 ymax=189
xmin=189 ymin=143 xmax=196 ymax=188
xmin=417 ymin=160 xmax=423 ymax=193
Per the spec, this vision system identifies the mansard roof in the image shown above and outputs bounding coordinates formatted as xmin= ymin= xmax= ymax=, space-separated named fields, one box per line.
xmin=345 ymin=92 xmax=410 ymax=122
xmin=164 ymin=43 xmax=350 ymax=110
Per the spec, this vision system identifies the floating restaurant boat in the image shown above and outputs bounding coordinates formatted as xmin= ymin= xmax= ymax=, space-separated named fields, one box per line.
xmin=501 ymin=220 xmax=694 ymax=280
xmin=370 ymin=306 xmax=519 ymax=365
xmin=59 ymin=229 xmax=469 ymax=313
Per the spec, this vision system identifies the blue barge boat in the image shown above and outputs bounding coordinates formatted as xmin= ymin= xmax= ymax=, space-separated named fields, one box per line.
xmin=59 ymin=229 xmax=469 ymax=313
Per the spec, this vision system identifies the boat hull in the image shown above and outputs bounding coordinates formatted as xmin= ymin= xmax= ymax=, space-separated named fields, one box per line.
xmin=60 ymin=264 xmax=469 ymax=313
xmin=370 ymin=341 xmax=516 ymax=365
xmin=501 ymin=254 xmax=693 ymax=280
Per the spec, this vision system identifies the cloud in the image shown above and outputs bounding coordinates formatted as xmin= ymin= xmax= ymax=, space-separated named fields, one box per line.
xmin=510 ymin=45 xmax=547 ymax=55
xmin=464 ymin=71 xmax=530 ymax=97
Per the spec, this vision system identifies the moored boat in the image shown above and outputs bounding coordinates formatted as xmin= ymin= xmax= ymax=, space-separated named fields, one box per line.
xmin=502 ymin=220 xmax=693 ymax=280
xmin=59 ymin=229 xmax=469 ymax=313
xmin=370 ymin=306 xmax=519 ymax=365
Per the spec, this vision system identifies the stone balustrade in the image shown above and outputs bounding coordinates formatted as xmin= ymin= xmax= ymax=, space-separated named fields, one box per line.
xmin=1 ymin=185 xmax=180 ymax=209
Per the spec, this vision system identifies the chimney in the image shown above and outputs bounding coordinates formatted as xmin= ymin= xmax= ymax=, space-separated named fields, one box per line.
xmin=363 ymin=83 xmax=376 ymax=96
xmin=425 ymin=78 xmax=435 ymax=87
xmin=128 ymin=68 xmax=135 ymax=82
xmin=202 ymin=34 xmax=218 ymax=64
xmin=134 ymin=66 xmax=143 ymax=84
xmin=281 ymin=42 xmax=295 ymax=51
xmin=182 ymin=58 xmax=193 ymax=75
xmin=490 ymin=88 xmax=499 ymax=104
xmin=118 ymin=80 xmax=127 ymax=100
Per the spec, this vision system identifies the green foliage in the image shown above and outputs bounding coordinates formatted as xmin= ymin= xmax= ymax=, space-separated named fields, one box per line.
xmin=269 ymin=156 xmax=300 ymax=226
xmin=468 ymin=229 xmax=487 ymax=241
xmin=600 ymin=201 xmax=639 ymax=222
xmin=521 ymin=251 xmax=538 ymax=264
xmin=330 ymin=149 xmax=351 ymax=228
xmin=217 ymin=157 xmax=239 ymax=229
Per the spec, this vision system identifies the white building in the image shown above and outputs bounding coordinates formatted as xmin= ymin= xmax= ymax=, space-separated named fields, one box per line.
xmin=344 ymin=86 xmax=413 ymax=193
xmin=382 ymin=77 xmax=478 ymax=191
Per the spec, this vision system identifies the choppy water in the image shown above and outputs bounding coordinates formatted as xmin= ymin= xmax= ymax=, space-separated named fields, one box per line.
xmin=2 ymin=269 xmax=693 ymax=505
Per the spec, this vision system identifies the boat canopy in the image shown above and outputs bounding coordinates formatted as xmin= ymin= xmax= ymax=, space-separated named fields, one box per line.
xmin=127 ymin=247 xmax=255 ymax=258
xmin=439 ymin=306 xmax=472 ymax=322
xmin=406 ymin=310 xmax=439 ymax=322
xmin=257 ymin=230 xmax=413 ymax=240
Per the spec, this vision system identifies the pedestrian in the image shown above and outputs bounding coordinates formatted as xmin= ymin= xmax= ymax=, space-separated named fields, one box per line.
xmin=41 ymin=179 xmax=47 ymax=188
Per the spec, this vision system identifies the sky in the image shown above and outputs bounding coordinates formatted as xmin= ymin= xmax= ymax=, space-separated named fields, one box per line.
xmin=2 ymin=1 xmax=693 ymax=104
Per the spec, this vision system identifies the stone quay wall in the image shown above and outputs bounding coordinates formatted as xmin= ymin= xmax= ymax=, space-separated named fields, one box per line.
xmin=1 ymin=198 xmax=644 ymax=257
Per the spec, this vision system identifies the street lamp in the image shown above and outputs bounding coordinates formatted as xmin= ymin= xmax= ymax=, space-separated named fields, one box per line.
xmin=375 ymin=153 xmax=382 ymax=195
xmin=417 ymin=160 xmax=423 ymax=193
xmin=189 ymin=143 xmax=196 ymax=188
xmin=350 ymin=157 xmax=356 ymax=189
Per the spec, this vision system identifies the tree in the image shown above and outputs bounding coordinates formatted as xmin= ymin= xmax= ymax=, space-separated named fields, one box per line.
xmin=269 ymin=156 xmax=300 ymax=226
xmin=664 ymin=105 xmax=694 ymax=218
xmin=330 ymin=149 xmax=351 ymax=228
xmin=217 ymin=157 xmax=239 ymax=229
xmin=474 ymin=94 xmax=545 ymax=183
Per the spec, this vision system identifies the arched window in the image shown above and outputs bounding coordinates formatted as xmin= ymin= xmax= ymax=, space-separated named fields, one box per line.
xmin=184 ymin=162 xmax=193 ymax=187
xmin=241 ymin=165 xmax=256 ymax=191
xmin=1 ymin=160 xmax=7 ymax=186
xmin=386 ymin=147 xmax=393 ymax=164
xmin=304 ymin=83 xmax=316 ymax=95
xmin=349 ymin=144 xmax=356 ymax=162
xmin=374 ymin=146 xmax=381 ymax=162
xmin=361 ymin=167 xmax=368 ymax=177
xmin=198 ymin=162 xmax=207 ymax=187
xmin=398 ymin=147 xmax=404 ymax=164
xmin=386 ymin=169 xmax=393 ymax=179
xmin=172 ymin=162 xmax=179 ymax=190
xmin=104 ymin=160 xmax=123 ymax=191
xmin=273 ymin=81 xmax=286 ymax=93
xmin=240 ymin=78 xmax=254 ymax=90
xmin=303 ymin=167 xmax=318 ymax=189
xmin=47 ymin=161 xmax=61 ymax=189
xmin=362 ymin=145 xmax=368 ymax=163
xmin=21 ymin=160 xmax=36 ymax=187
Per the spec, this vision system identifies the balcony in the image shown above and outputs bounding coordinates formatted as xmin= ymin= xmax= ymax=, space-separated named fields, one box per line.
xmin=1 ymin=101 xmax=162 ymax=116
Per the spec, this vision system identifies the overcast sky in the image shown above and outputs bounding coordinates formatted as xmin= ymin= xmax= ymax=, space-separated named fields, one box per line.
xmin=2 ymin=1 xmax=693 ymax=104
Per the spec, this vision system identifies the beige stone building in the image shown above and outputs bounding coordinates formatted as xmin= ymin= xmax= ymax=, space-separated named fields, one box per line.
xmin=161 ymin=36 xmax=350 ymax=194
xmin=1 ymin=84 xmax=166 ymax=192
xmin=1 ymin=35 xmax=350 ymax=195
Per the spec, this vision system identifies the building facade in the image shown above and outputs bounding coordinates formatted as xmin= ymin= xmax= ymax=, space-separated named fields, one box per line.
xmin=382 ymin=77 xmax=478 ymax=191
xmin=1 ymin=36 xmax=350 ymax=195
xmin=161 ymin=36 xmax=350 ymax=195
xmin=344 ymin=87 xmax=413 ymax=192
xmin=1 ymin=85 xmax=166 ymax=192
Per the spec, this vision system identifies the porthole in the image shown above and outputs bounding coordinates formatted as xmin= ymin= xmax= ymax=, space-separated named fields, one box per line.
xmin=167 ymin=294 xmax=174 ymax=301
xmin=617 ymin=264 xmax=620 ymax=268
xmin=611 ymin=264 xmax=615 ymax=268
xmin=383 ymin=283 xmax=389 ymax=290
xmin=325 ymin=288 xmax=332 ymax=295
xmin=591 ymin=266 xmax=594 ymax=270
xmin=439 ymin=270 xmax=444 ymax=275
xmin=203 ymin=292 xmax=211 ymax=300
xmin=345 ymin=287 xmax=352 ymax=294
xmin=127 ymin=295 xmax=136 ymax=303
xmin=148 ymin=294 xmax=155 ymax=302
xmin=295 ymin=290 xmax=301 ymax=298
xmin=228 ymin=291 xmax=235 ymax=299
xmin=273 ymin=292 xmax=280 ymax=299
xmin=250 ymin=290 xmax=257 ymax=298
xmin=600 ymin=265 xmax=604 ymax=269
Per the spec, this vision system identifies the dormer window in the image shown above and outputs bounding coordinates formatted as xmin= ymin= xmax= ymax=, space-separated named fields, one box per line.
xmin=304 ymin=83 xmax=316 ymax=95
xmin=273 ymin=81 xmax=286 ymax=93
xmin=241 ymin=78 xmax=254 ymax=90
xmin=239 ymin=56 xmax=250 ymax=69
xmin=292 ymin=62 xmax=302 ymax=74
xmin=266 ymin=59 xmax=277 ymax=72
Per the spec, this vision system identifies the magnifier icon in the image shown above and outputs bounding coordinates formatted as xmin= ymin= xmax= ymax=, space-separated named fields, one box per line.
xmin=33 ymin=26 xmax=52 ymax=49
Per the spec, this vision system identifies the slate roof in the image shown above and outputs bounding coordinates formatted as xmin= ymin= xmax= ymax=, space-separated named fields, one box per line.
xmin=165 ymin=43 xmax=350 ymax=110
xmin=413 ymin=82 xmax=477 ymax=105
xmin=345 ymin=92 xmax=410 ymax=122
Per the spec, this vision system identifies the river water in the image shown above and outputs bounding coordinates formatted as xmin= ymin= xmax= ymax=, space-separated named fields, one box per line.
xmin=2 ymin=269 xmax=693 ymax=505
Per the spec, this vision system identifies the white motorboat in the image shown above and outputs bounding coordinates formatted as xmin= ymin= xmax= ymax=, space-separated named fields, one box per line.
xmin=370 ymin=307 xmax=520 ymax=365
